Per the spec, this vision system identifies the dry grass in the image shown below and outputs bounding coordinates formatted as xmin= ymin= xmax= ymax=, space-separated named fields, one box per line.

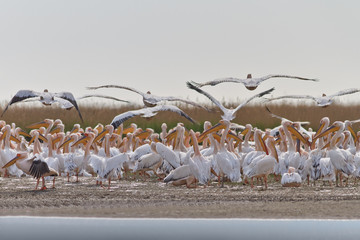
xmin=1 ymin=101 xmax=360 ymax=133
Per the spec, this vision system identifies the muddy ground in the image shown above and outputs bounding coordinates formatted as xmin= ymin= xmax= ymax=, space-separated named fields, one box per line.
xmin=1 ymin=176 xmax=360 ymax=219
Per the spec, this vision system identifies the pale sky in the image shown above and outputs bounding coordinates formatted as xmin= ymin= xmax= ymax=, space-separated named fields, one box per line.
xmin=1 ymin=0 xmax=359 ymax=107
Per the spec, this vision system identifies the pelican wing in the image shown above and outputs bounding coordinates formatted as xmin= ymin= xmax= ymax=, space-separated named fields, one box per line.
xmin=266 ymin=95 xmax=316 ymax=102
xmin=258 ymin=74 xmax=319 ymax=83
xmin=155 ymin=95 xmax=209 ymax=111
xmin=1 ymin=90 xmax=40 ymax=117
xmin=190 ymin=78 xmax=245 ymax=88
xmin=110 ymin=110 xmax=139 ymax=129
xmin=78 ymin=94 xmax=130 ymax=103
xmin=186 ymin=81 xmax=227 ymax=113
xmin=55 ymin=92 xmax=84 ymax=122
xmin=156 ymin=142 xmax=181 ymax=169
xmin=130 ymin=144 xmax=152 ymax=161
xmin=87 ymin=84 xmax=146 ymax=97
xmin=233 ymin=87 xmax=275 ymax=113
xmin=151 ymin=105 xmax=196 ymax=124
xmin=329 ymin=88 xmax=360 ymax=99
xmin=29 ymin=159 xmax=50 ymax=179
xmin=163 ymin=165 xmax=191 ymax=182
xmin=103 ymin=154 xmax=128 ymax=179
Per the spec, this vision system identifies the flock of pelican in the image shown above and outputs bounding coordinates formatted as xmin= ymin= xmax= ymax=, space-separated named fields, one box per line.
xmin=1 ymin=74 xmax=360 ymax=190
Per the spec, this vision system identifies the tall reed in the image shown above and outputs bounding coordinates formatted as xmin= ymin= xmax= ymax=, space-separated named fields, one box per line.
xmin=1 ymin=101 xmax=359 ymax=133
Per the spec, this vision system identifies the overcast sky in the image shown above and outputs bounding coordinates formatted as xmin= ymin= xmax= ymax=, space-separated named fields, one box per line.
xmin=1 ymin=0 xmax=359 ymax=107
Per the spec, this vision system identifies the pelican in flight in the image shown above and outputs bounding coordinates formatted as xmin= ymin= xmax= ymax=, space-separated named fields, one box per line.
xmin=186 ymin=81 xmax=274 ymax=121
xmin=190 ymin=74 xmax=318 ymax=90
xmin=110 ymin=105 xmax=196 ymax=129
xmin=2 ymin=89 xmax=84 ymax=122
xmin=87 ymin=84 xmax=210 ymax=111
xmin=265 ymin=88 xmax=360 ymax=107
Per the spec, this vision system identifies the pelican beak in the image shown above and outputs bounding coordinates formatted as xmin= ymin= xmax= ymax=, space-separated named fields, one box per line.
xmin=135 ymin=130 xmax=151 ymax=140
xmin=314 ymin=125 xmax=340 ymax=140
xmin=26 ymin=121 xmax=49 ymax=129
xmin=228 ymin=131 xmax=242 ymax=143
xmin=72 ymin=134 xmax=89 ymax=147
xmin=270 ymin=139 xmax=278 ymax=162
xmin=287 ymin=125 xmax=310 ymax=146
xmin=18 ymin=129 xmax=31 ymax=138
xmin=28 ymin=135 xmax=35 ymax=146
xmin=50 ymin=126 xmax=62 ymax=134
xmin=240 ymin=128 xmax=249 ymax=136
xmin=94 ymin=129 xmax=109 ymax=143
xmin=38 ymin=133 xmax=48 ymax=143
xmin=2 ymin=153 xmax=22 ymax=169
xmin=165 ymin=130 xmax=177 ymax=142
xmin=213 ymin=133 xmax=221 ymax=143
xmin=59 ymin=137 xmax=74 ymax=149
xmin=347 ymin=125 xmax=357 ymax=144
xmin=313 ymin=121 xmax=326 ymax=140
xmin=70 ymin=126 xmax=79 ymax=134
xmin=10 ymin=135 xmax=21 ymax=144
xmin=198 ymin=122 xmax=226 ymax=143
xmin=123 ymin=125 xmax=135 ymax=134
xmin=52 ymin=135 xmax=62 ymax=147
xmin=259 ymin=136 xmax=268 ymax=155
xmin=94 ymin=124 xmax=103 ymax=134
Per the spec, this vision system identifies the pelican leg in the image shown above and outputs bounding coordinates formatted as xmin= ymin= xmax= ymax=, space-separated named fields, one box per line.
xmin=35 ymin=178 xmax=40 ymax=190
xmin=264 ymin=175 xmax=268 ymax=189
xmin=221 ymin=174 xmax=225 ymax=188
xmin=67 ymin=173 xmax=70 ymax=182
xmin=52 ymin=177 xmax=56 ymax=188
xmin=108 ymin=178 xmax=111 ymax=190
xmin=339 ymin=173 xmax=343 ymax=187
xmin=40 ymin=177 xmax=47 ymax=190
xmin=250 ymin=177 xmax=254 ymax=188
xmin=307 ymin=175 xmax=310 ymax=186
xmin=185 ymin=176 xmax=197 ymax=188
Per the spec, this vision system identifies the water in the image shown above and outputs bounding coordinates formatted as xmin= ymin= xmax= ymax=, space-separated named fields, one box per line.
xmin=1 ymin=217 xmax=359 ymax=240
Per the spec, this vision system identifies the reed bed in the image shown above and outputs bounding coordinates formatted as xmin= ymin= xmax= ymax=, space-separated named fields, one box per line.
xmin=1 ymin=101 xmax=360 ymax=133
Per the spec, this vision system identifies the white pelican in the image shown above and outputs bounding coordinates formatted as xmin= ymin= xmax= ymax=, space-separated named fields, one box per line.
xmin=87 ymin=84 xmax=209 ymax=110
xmin=2 ymin=89 xmax=84 ymax=121
xmin=199 ymin=119 xmax=241 ymax=187
xmin=110 ymin=105 xmax=196 ymax=129
xmin=133 ymin=142 xmax=164 ymax=180
xmin=315 ymin=121 xmax=355 ymax=186
xmin=186 ymin=81 xmax=274 ymax=121
xmin=190 ymin=74 xmax=318 ymax=90
xmin=264 ymin=106 xmax=311 ymax=137
xmin=281 ymin=167 xmax=302 ymax=187
xmin=3 ymin=152 xmax=58 ymax=190
xmin=265 ymin=88 xmax=360 ymax=107
xmin=244 ymin=137 xmax=278 ymax=189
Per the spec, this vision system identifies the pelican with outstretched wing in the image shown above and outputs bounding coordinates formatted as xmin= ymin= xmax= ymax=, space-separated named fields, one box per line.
xmin=265 ymin=88 xmax=360 ymax=107
xmin=2 ymin=89 xmax=84 ymax=122
xmin=191 ymin=74 xmax=318 ymax=90
xmin=87 ymin=84 xmax=210 ymax=111
xmin=110 ymin=105 xmax=196 ymax=129
xmin=186 ymin=81 xmax=274 ymax=121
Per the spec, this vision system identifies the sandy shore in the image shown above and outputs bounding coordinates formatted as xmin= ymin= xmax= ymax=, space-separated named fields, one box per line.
xmin=1 ymin=176 xmax=360 ymax=219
